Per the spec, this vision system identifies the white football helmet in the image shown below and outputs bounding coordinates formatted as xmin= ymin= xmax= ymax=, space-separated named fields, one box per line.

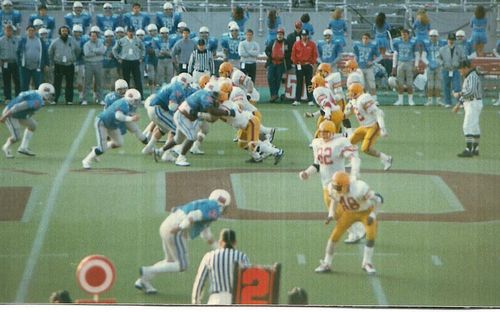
xmin=90 ymin=26 xmax=101 ymax=33
xmin=73 ymin=1 xmax=83 ymax=8
xmin=387 ymin=76 xmax=397 ymax=89
xmin=160 ymin=27 xmax=169 ymax=34
xmin=33 ymin=19 xmax=44 ymax=27
xmin=136 ymin=29 xmax=145 ymax=36
xmin=231 ymin=69 xmax=246 ymax=86
xmin=115 ymin=79 xmax=128 ymax=95
xmin=413 ymin=73 xmax=427 ymax=91
xmin=38 ymin=28 xmax=48 ymax=35
xmin=124 ymin=88 xmax=141 ymax=105
xmin=104 ymin=29 xmax=114 ymax=37
xmin=147 ymin=23 xmax=158 ymax=32
xmin=178 ymin=21 xmax=187 ymax=29
xmin=455 ymin=30 xmax=466 ymax=38
xmin=429 ymin=29 xmax=439 ymax=37
xmin=163 ymin=2 xmax=173 ymax=10
xmin=199 ymin=26 xmax=209 ymax=33
xmin=38 ymin=83 xmax=55 ymax=101
xmin=177 ymin=73 xmax=193 ymax=87
xmin=72 ymin=24 xmax=83 ymax=33
xmin=115 ymin=26 xmax=125 ymax=33
xmin=209 ymin=189 xmax=231 ymax=208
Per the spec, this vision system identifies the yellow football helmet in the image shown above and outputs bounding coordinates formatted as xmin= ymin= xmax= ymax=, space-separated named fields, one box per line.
xmin=347 ymin=83 xmax=364 ymax=99
xmin=219 ymin=62 xmax=233 ymax=78
xmin=317 ymin=63 xmax=332 ymax=77
xmin=219 ymin=91 xmax=229 ymax=102
xmin=331 ymin=171 xmax=350 ymax=193
xmin=318 ymin=120 xmax=336 ymax=141
xmin=219 ymin=78 xmax=233 ymax=95
xmin=198 ymin=74 xmax=210 ymax=89
xmin=311 ymin=74 xmax=326 ymax=89
xmin=344 ymin=59 xmax=358 ymax=72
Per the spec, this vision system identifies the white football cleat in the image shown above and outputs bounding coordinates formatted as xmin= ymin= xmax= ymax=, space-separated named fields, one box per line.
xmin=2 ymin=143 xmax=13 ymax=159
xmin=171 ymin=144 xmax=182 ymax=156
xmin=393 ymin=100 xmax=402 ymax=106
xmin=362 ymin=263 xmax=376 ymax=275
xmin=189 ymin=145 xmax=205 ymax=155
xmin=81 ymin=100 xmax=88 ymax=106
xmin=161 ymin=151 xmax=176 ymax=162
xmin=382 ymin=156 xmax=393 ymax=171
xmin=307 ymin=101 xmax=315 ymax=106
xmin=424 ymin=99 xmax=433 ymax=106
xmin=17 ymin=148 xmax=35 ymax=156
xmin=82 ymin=159 xmax=91 ymax=169
xmin=134 ymin=278 xmax=157 ymax=294
xmin=153 ymin=148 xmax=162 ymax=162
xmin=175 ymin=154 xmax=190 ymax=166
xmin=141 ymin=146 xmax=153 ymax=155
xmin=291 ymin=101 xmax=300 ymax=106
xmin=314 ymin=260 xmax=331 ymax=273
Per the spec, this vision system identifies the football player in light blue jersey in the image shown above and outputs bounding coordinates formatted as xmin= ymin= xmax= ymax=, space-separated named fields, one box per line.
xmin=29 ymin=5 xmax=55 ymax=38
xmin=1 ymin=83 xmax=54 ymax=158
xmin=353 ymin=33 xmax=382 ymax=97
xmin=142 ymin=77 xmax=193 ymax=155
xmin=318 ymin=29 xmax=342 ymax=69
xmin=145 ymin=24 xmax=160 ymax=94
xmin=221 ymin=24 xmax=244 ymax=68
xmin=392 ymin=29 xmax=418 ymax=106
xmin=64 ymin=1 xmax=91 ymax=34
xmin=135 ymin=189 xmax=231 ymax=295
xmin=154 ymin=86 xmax=233 ymax=166
xmin=81 ymin=89 xmax=142 ymax=169
xmin=155 ymin=2 xmax=182 ymax=35
xmin=96 ymin=2 xmax=121 ymax=32
xmin=0 ymin=0 xmax=22 ymax=36
xmin=194 ymin=26 xmax=218 ymax=58
xmin=423 ymin=29 xmax=447 ymax=106
xmin=455 ymin=30 xmax=473 ymax=58
xmin=123 ymin=2 xmax=150 ymax=31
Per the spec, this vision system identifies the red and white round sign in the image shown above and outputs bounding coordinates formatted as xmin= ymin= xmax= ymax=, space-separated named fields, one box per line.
xmin=76 ymin=255 xmax=116 ymax=295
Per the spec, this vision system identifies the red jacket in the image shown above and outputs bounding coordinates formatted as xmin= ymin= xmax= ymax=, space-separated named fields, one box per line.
xmin=291 ymin=39 xmax=318 ymax=65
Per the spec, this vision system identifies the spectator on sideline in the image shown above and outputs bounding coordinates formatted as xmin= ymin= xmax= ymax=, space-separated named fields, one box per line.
xmin=291 ymin=29 xmax=318 ymax=106
xmin=39 ymin=28 xmax=52 ymax=84
xmin=438 ymin=32 xmax=466 ymax=108
xmin=317 ymin=29 xmax=342 ymax=71
xmin=288 ymin=287 xmax=308 ymax=305
xmin=96 ymin=2 xmax=121 ymax=32
xmin=155 ymin=27 xmax=174 ymax=85
xmin=238 ymin=28 xmax=259 ymax=83
xmin=470 ymin=5 xmax=487 ymax=57
xmin=230 ymin=6 xmax=249 ymax=30
xmin=155 ymin=2 xmax=182 ymax=35
xmin=265 ymin=27 xmax=288 ymax=103
xmin=172 ymin=26 xmax=195 ymax=74
xmin=353 ymin=33 xmax=381 ymax=99
xmin=328 ymin=8 xmax=347 ymax=47
xmin=71 ymin=24 xmax=88 ymax=105
xmin=0 ymin=24 xmax=20 ymax=103
xmin=64 ymin=1 xmax=91 ymax=34
xmin=192 ymin=229 xmax=250 ymax=305
xmin=17 ymin=25 xmax=48 ymax=92
xmin=82 ymin=27 xmax=106 ymax=105
xmin=0 ymin=0 xmax=21 ymax=37
xmin=221 ymin=23 xmax=243 ymax=69
xmin=391 ymin=29 xmax=418 ymax=106
xmin=422 ymin=29 xmax=446 ymax=106
xmin=103 ymin=29 xmax=119 ymax=92
xmin=285 ymin=20 xmax=302 ymax=72
xmin=123 ymin=2 xmax=150 ymax=32
xmin=188 ymin=39 xmax=214 ymax=81
xmin=265 ymin=9 xmax=281 ymax=46
xmin=112 ymin=26 xmax=145 ymax=99
xmin=49 ymin=26 xmax=80 ymax=105
xmin=29 ymin=4 xmax=55 ymax=38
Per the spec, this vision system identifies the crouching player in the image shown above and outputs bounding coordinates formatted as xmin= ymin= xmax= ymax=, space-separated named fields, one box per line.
xmin=82 ymin=89 xmax=142 ymax=169
xmin=315 ymin=171 xmax=383 ymax=275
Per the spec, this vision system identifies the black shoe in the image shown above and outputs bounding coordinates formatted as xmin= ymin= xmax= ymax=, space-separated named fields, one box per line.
xmin=273 ymin=149 xmax=284 ymax=165
xmin=457 ymin=150 xmax=473 ymax=157
xmin=473 ymin=150 xmax=479 ymax=156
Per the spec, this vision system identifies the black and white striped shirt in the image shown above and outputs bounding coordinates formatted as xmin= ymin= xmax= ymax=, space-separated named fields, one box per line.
xmin=188 ymin=48 xmax=214 ymax=74
xmin=461 ymin=69 xmax=482 ymax=101
xmin=192 ymin=247 xmax=250 ymax=304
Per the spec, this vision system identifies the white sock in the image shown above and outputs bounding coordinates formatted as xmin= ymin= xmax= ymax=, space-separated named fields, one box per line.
xmin=362 ymin=246 xmax=374 ymax=265
xmin=257 ymin=140 xmax=279 ymax=155
xmin=398 ymin=94 xmax=403 ymax=102
xmin=379 ymin=152 xmax=389 ymax=162
xmin=409 ymin=94 xmax=414 ymax=102
xmin=83 ymin=149 xmax=97 ymax=163
xmin=19 ymin=129 xmax=33 ymax=150
xmin=142 ymin=260 xmax=181 ymax=281
xmin=191 ymin=140 xmax=201 ymax=150
xmin=143 ymin=135 xmax=158 ymax=153
xmin=3 ymin=138 xmax=12 ymax=149
xmin=324 ymin=240 xmax=335 ymax=265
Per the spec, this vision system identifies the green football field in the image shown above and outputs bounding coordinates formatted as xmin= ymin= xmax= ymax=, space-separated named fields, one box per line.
xmin=1 ymin=95 xmax=500 ymax=306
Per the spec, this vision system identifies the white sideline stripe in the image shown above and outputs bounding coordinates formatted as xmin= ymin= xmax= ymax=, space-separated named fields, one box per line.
xmin=21 ymin=187 xmax=39 ymax=223
xmin=15 ymin=109 xmax=96 ymax=303
xmin=358 ymin=245 xmax=389 ymax=305
xmin=431 ymin=176 xmax=465 ymax=212
xmin=292 ymin=110 xmax=313 ymax=142
xmin=156 ymin=171 xmax=166 ymax=215
xmin=431 ymin=255 xmax=443 ymax=266
xmin=297 ymin=254 xmax=306 ymax=265
xmin=229 ymin=174 xmax=246 ymax=209
xmin=336 ymin=252 xmax=400 ymax=256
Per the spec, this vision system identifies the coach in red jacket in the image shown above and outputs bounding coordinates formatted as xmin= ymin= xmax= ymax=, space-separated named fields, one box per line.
xmin=291 ymin=29 xmax=318 ymax=106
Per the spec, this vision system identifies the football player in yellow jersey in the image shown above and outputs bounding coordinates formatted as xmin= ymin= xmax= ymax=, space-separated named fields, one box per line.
xmin=345 ymin=83 xmax=393 ymax=171
xmin=315 ymin=171 xmax=383 ymax=274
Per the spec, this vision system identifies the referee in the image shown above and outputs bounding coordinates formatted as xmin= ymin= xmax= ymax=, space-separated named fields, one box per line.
xmin=192 ymin=229 xmax=250 ymax=305
xmin=453 ymin=59 xmax=483 ymax=157
xmin=188 ymin=39 xmax=214 ymax=82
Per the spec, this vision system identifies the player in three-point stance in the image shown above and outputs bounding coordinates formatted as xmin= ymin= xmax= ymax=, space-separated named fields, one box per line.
xmin=314 ymin=171 xmax=383 ymax=275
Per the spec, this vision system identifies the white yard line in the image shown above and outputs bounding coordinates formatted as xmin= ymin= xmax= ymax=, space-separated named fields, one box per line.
xmin=431 ymin=255 xmax=443 ymax=266
xmin=431 ymin=176 xmax=465 ymax=212
xmin=335 ymin=252 xmax=400 ymax=257
xmin=15 ymin=109 xmax=95 ymax=303
xmin=296 ymin=254 xmax=306 ymax=265
xmin=292 ymin=110 xmax=313 ymax=142
xmin=156 ymin=171 xmax=166 ymax=215
xmin=358 ymin=245 xmax=389 ymax=305
xmin=229 ymin=174 xmax=246 ymax=210
xmin=21 ymin=187 xmax=39 ymax=223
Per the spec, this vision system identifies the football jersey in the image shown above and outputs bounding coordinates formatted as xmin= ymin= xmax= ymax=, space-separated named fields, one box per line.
xmin=346 ymin=69 xmax=365 ymax=88
xmin=220 ymin=35 xmax=243 ymax=60
xmin=7 ymin=91 xmax=44 ymax=119
xmin=64 ymin=12 xmax=92 ymax=33
xmin=349 ymin=93 xmax=378 ymax=127
xmin=174 ymin=199 xmax=222 ymax=239
xmin=328 ymin=180 xmax=374 ymax=213
xmin=98 ymin=98 xmax=131 ymax=129
xmin=313 ymin=86 xmax=340 ymax=118
xmin=151 ymin=81 xmax=187 ymax=112
xmin=311 ymin=135 xmax=357 ymax=187
xmin=353 ymin=41 xmax=380 ymax=69
xmin=123 ymin=12 xmax=150 ymax=31
xmin=230 ymin=86 xmax=256 ymax=113
xmin=96 ymin=14 xmax=120 ymax=32
xmin=424 ymin=39 xmax=446 ymax=69
xmin=103 ymin=91 xmax=122 ymax=109
xmin=393 ymin=38 xmax=416 ymax=62
xmin=155 ymin=11 xmax=181 ymax=34
xmin=317 ymin=40 xmax=341 ymax=64
xmin=182 ymin=89 xmax=215 ymax=117
xmin=219 ymin=100 xmax=252 ymax=129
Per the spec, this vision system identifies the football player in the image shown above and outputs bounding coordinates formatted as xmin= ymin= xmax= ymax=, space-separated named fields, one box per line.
xmin=315 ymin=171 xmax=383 ymax=274
xmin=345 ymin=83 xmax=392 ymax=171
xmin=299 ymin=120 xmax=364 ymax=244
